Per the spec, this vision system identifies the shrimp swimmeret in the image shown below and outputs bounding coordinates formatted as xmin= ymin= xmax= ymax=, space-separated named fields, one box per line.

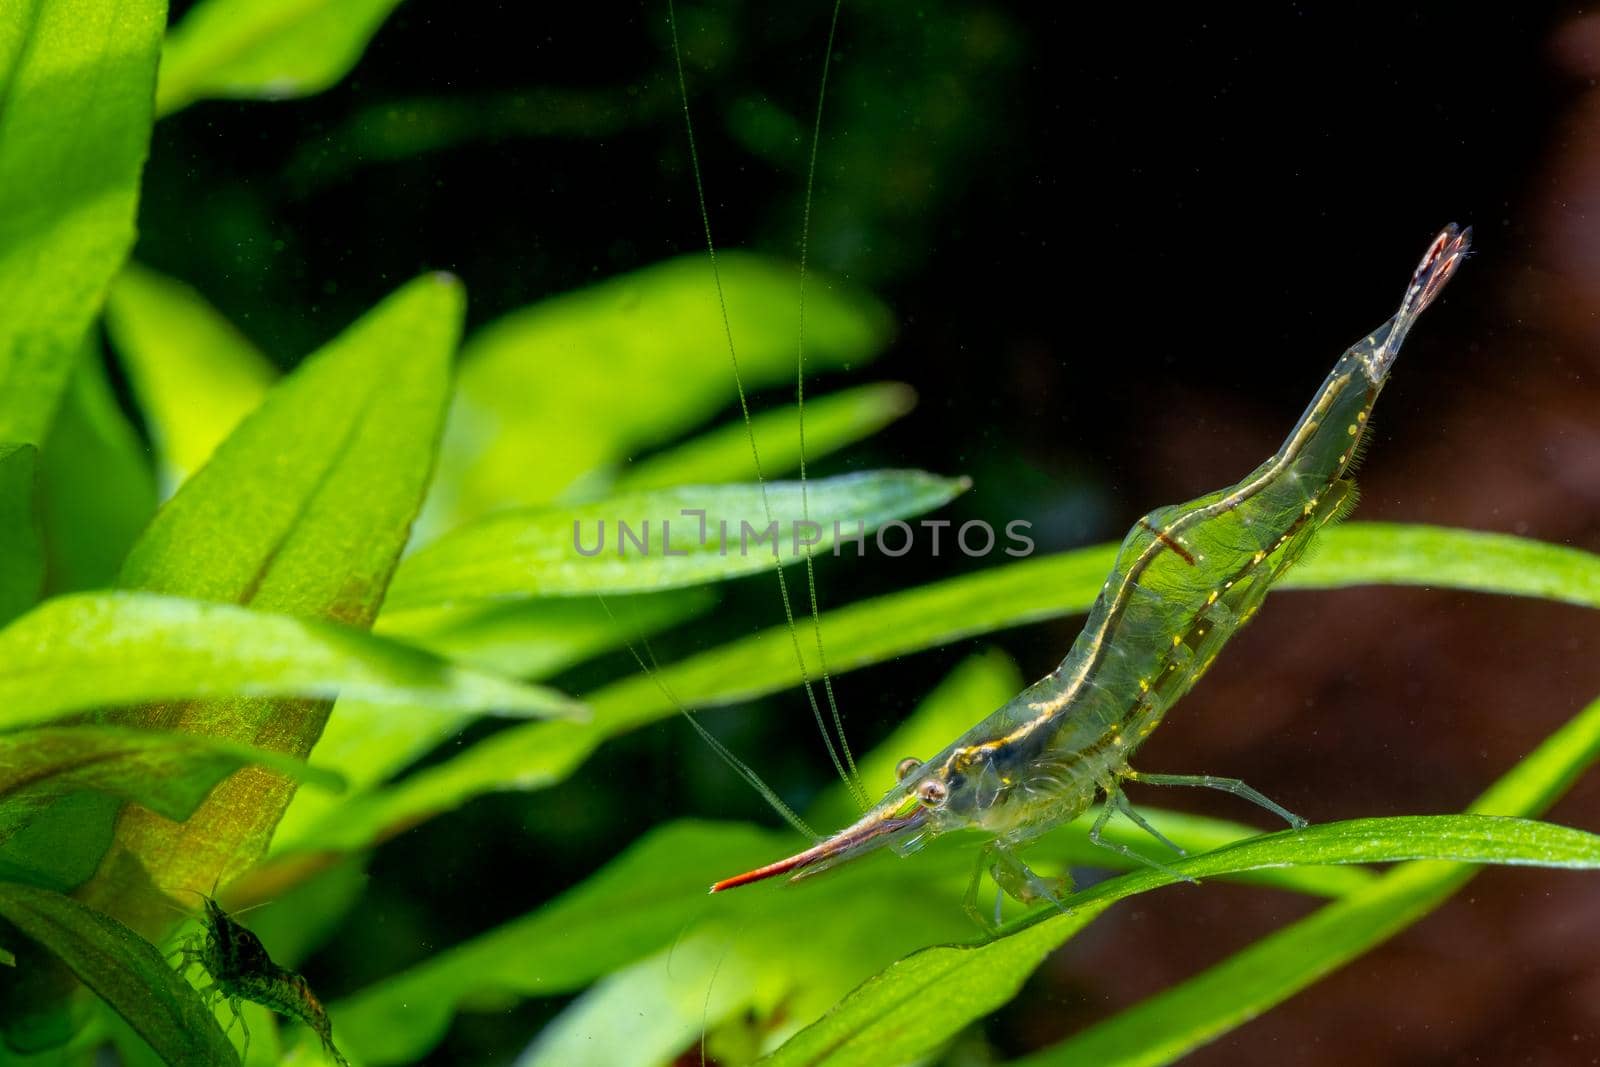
xmin=708 ymin=225 xmax=1471 ymax=924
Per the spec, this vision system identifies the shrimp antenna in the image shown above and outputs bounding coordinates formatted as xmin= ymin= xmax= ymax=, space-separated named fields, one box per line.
xmin=599 ymin=596 xmax=818 ymax=840
xmin=157 ymin=897 xmax=196 ymax=919
xmin=667 ymin=0 xmax=869 ymax=810
xmin=792 ymin=0 xmax=865 ymax=809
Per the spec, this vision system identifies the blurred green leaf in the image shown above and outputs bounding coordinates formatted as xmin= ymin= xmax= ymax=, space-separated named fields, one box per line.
xmin=0 ymin=884 xmax=238 ymax=1066
xmin=763 ymin=814 xmax=1600 ymax=1067
xmin=104 ymin=263 xmax=275 ymax=492
xmin=0 ymin=726 xmax=344 ymax=846
xmin=332 ymin=821 xmax=801 ymax=1064
xmin=0 ymin=591 xmax=581 ymax=732
xmin=387 ymin=471 xmax=970 ymax=609
xmin=377 ymin=589 xmax=715 ymax=679
xmin=1016 ymin=689 xmax=1600 ymax=1067
xmin=424 ymin=253 xmax=894 ymax=529
xmin=325 ymin=524 xmax=1600 ymax=844
xmin=99 ymin=273 xmax=464 ymax=893
xmin=156 ymin=0 xmax=405 ymax=115
xmin=284 ymin=85 xmax=673 ymax=188
xmin=38 ymin=344 xmax=157 ymax=592
xmin=273 ymin=591 xmax=714 ymax=852
xmin=268 ymin=700 xmax=471 ymax=858
xmin=0 ymin=444 xmax=42 ymax=625
xmin=610 ymin=382 xmax=916 ymax=494
xmin=0 ymin=793 xmax=118 ymax=893
xmin=0 ymin=0 xmax=162 ymax=445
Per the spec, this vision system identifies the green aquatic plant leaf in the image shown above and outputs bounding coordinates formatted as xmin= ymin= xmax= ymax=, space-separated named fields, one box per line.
xmin=0 ymin=793 xmax=118 ymax=894
xmin=318 ymin=523 xmax=1600 ymax=844
xmin=38 ymin=345 xmax=157 ymax=592
xmin=0 ymin=444 xmax=42 ymax=625
xmin=377 ymin=589 xmax=716 ymax=679
xmin=0 ymin=0 xmax=163 ymax=446
xmin=1013 ymin=688 xmax=1600 ymax=1067
xmin=98 ymin=275 xmax=465 ymax=893
xmin=156 ymin=0 xmax=405 ymax=115
xmin=386 ymin=471 xmax=970 ymax=609
xmin=104 ymin=263 xmax=275 ymax=492
xmin=273 ymin=591 xmax=714 ymax=853
xmin=0 ymin=591 xmax=581 ymax=732
xmin=0 ymin=884 xmax=239 ymax=1066
xmin=0 ymin=726 xmax=342 ymax=842
xmin=762 ymin=813 xmax=1600 ymax=1067
xmin=610 ymin=382 xmax=916 ymax=493
xmin=425 ymin=253 xmax=893 ymax=528
xmin=0 ymin=727 xmax=344 ymax=890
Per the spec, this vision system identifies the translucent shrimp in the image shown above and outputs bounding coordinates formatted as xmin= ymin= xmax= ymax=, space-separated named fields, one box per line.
xmin=709 ymin=225 xmax=1471 ymax=926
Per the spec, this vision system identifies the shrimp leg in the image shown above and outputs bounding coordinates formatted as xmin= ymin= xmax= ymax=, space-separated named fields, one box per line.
xmin=1112 ymin=789 xmax=1188 ymax=856
xmin=1123 ymin=769 xmax=1308 ymax=828
xmin=965 ymin=841 xmax=1074 ymax=931
xmin=1088 ymin=781 xmax=1196 ymax=883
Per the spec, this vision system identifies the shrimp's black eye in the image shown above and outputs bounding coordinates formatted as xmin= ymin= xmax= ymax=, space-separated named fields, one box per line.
xmin=917 ymin=779 xmax=948 ymax=807
xmin=896 ymin=757 xmax=923 ymax=781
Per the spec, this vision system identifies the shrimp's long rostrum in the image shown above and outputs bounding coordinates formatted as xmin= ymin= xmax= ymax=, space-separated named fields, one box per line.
xmin=713 ymin=225 xmax=1471 ymax=920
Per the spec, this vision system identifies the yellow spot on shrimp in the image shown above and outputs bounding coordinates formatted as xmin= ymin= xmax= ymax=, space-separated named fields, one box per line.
xmin=1358 ymin=410 xmax=1367 ymax=421
xmin=1347 ymin=423 xmax=1358 ymax=435
xmin=1172 ymin=634 xmax=1182 ymax=647
xmin=1207 ymin=590 xmax=1219 ymax=604
xmin=1138 ymin=678 xmax=1150 ymax=692
xmin=1252 ymin=551 xmax=1265 ymax=564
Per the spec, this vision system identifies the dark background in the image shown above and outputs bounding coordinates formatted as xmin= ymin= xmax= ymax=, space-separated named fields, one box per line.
xmin=143 ymin=1 xmax=1600 ymax=1063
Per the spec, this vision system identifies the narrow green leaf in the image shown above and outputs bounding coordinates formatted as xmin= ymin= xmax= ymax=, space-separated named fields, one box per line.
xmin=38 ymin=344 xmax=157 ymax=592
xmin=0 ymin=0 xmax=163 ymax=445
xmin=377 ymin=589 xmax=715 ymax=679
xmin=102 ymin=273 xmax=463 ymax=892
xmin=0 ymin=884 xmax=238 ymax=1066
xmin=104 ymin=263 xmax=275 ymax=492
xmin=1014 ymin=688 xmax=1600 ymax=1067
xmin=272 ymin=591 xmax=714 ymax=852
xmin=330 ymin=822 xmax=798 ymax=1064
xmin=327 ymin=524 xmax=1600 ymax=841
xmin=610 ymin=382 xmax=916 ymax=493
xmin=0 ymin=591 xmax=581 ymax=732
xmin=425 ymin=253 xmax=893 ymax=528
xmin=0 ymin=444 xmax=42 ymax=625
xmin=387 ymin=471 xmax=970 ymax=609
xmin=763 ymin=814 xmax=1600 ymax=1067
xmin=156 ymin=0 xmax=404 ymax=115
xmin=268 ymin=701 xmax=472 ymax=858
xmin=0 ymin=725 xmax=345 ymax=845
